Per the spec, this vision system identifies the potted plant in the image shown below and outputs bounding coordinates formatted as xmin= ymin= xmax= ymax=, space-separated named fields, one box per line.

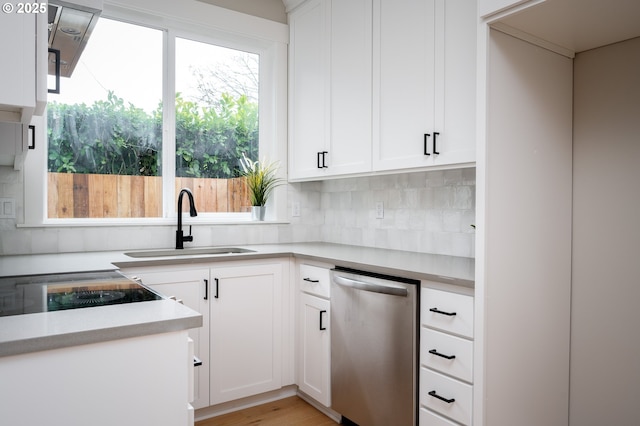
xmin=240 ymin=152 xmax=284 ymax=220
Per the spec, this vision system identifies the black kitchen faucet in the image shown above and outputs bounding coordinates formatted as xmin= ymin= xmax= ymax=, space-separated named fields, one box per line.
xmin=176 ymin=188 xmax=197 ymax=249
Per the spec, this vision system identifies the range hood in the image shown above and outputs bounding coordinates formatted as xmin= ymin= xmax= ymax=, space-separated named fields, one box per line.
xmin=48 ymin=0 xmax=102 ymax=78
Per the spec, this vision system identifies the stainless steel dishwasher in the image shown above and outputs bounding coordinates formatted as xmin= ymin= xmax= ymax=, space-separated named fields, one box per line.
xmin=330 ymin=267 xmax=419 ymax=426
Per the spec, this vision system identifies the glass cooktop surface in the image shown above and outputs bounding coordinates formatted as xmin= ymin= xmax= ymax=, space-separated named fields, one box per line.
xmin=0 ymin=271 xmax=163 ymax=317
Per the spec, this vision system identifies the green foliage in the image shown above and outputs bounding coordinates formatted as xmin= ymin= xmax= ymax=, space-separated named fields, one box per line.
xmin=47 ymin=91 xmax=259 ymax=178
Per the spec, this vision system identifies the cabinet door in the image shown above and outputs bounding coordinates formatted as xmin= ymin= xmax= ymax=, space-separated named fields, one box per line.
xmin=0 ymin=122 xmax=30 ymax=169
xmin=373 ymin=0 xmax=437 ymax=171
xmin=210 ymin=262 xmax=283 ymax=404
xmin=298 ymin=293 xmax=331 ymax=406
xmin=432 ymin=0 xmax=476 ymax=168
xmin=289 ymin=0 xmax=373 ymax=180
xmin=373 ymin=0 xmax=476 ymax=171
xmin=0 ymin=11 xmax=46 ymax=123
xmin=289 ymin=0 xmax=329 ymax=180
xmin=122 ymin=268 xmax=210 ymax=410
xmin=327 ymin=0 xmax=372 ymax=176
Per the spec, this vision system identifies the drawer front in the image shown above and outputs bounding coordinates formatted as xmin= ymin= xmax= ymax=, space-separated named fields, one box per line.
xmin=421 ymin=287 xmax=474 ymax=338
xmin=299 ymin=264 xmax=331 ymax=298
xmin=419 ymin=407 xmax=459 ymax=426
xmin=421 ymin=328 xmax=473 ymax=383
xmin=420 ymin=368 xmax=473 ymax=425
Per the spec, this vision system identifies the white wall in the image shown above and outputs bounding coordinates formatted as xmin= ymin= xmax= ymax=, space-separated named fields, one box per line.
xmin=481 ymin=29 xmax=573 ymax=426
xmin=570 ymin=36 xmax=640 ymax=426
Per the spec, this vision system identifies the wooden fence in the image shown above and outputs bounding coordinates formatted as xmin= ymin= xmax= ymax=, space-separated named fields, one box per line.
xmin=47 ymin=173 xmax=250 ymax=219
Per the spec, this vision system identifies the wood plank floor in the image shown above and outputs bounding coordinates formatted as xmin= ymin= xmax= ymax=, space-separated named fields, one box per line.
xmin=195 ymin=396 xmax=338 ymax=426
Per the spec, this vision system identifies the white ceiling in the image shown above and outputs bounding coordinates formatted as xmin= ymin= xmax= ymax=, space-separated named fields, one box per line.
xmin=497 ymin=0 xmax=640 ymax=54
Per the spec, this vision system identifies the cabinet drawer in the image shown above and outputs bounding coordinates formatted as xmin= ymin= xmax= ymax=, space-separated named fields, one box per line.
xmin=419 ymin=407 xmax=459 ymax=426
xmin=299 ymin=264 xmax=331 ymax=298
xmin=421 ymin=288 xmax=474 ymax=338
xmin=420 ymin=368 xmax=472 ymax=425
xmin=421 ymin=328 xmax=473 ymax=383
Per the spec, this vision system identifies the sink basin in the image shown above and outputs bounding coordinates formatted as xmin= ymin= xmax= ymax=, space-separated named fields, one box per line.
xmin=124 ymin=247 xmax=255 ymax=258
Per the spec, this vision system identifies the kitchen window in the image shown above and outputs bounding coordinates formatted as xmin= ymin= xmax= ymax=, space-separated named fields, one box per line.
xmin=23 ymin=4 xmax=287 ymax=225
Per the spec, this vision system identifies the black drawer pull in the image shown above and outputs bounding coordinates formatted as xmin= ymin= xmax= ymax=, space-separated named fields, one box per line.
xmin=429 ymin=390 xmax=455 ymax=404
xmin=319 ymin=310 xmax=327 ymax=330
xmin=429 ymin=307 xmax=457 ymax=316
xmin=303 ymin=277 xmax=320 ymax=283
xmin=433 ymin=131 xmax=440 ymax=155
xmin=204 ymin=279 xmax=208 ymax=300
xmin=429 ymin=349 xmax=456 ymax=360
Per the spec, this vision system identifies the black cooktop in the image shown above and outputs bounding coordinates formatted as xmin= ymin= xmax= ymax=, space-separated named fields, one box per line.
xmin=0 ymin=271 xmax=163 ymax=317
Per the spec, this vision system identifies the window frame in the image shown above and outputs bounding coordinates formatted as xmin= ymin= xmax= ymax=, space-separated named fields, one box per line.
xmin=22 ymin=1 xmax=288 ymax=227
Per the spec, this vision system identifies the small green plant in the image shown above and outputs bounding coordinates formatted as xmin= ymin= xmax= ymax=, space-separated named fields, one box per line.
xmin=239 ymin=153 xmax=284 ymax=206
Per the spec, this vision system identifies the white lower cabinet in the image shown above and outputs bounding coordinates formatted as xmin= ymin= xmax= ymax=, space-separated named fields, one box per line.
xmin=420 ymin=282 xmax=474 ymax=425
xmin=420 ymin=407 xmax=461 ymax=426
xmin=209 ymin=261 xmax=285 ymax=404
xmin=0 ymin=331 xmax=193 ymax=426
xmin=122 ymin=267 xmax=210 ymax=409
xmin=121 ymin=258 xmax=291 ymax=410
xmin=296 ymin=262 xmax=332 ymax=407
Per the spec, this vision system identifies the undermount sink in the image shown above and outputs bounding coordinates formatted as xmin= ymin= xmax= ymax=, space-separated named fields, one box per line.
xmin=124 ymin=247 xmax=255 ymax=258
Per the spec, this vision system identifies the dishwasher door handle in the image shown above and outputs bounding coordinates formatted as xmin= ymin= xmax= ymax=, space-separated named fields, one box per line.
xmin=333 ymin=275 xmax=408 ymax=297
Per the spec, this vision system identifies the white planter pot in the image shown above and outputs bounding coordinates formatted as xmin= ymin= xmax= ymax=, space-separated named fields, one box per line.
xmin=251 ymin=206 xmax=265 ymax=221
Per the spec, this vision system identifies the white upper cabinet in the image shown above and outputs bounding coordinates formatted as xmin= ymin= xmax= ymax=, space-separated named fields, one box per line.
xmin=289 ymin=0 xmax=327 ymax=180
xmin=289 ymin=0 xmax=372 ymax=180
xmin=372 ymin=0 xmax=476 ymax=171
xmin=288 ymin=0 xmax=476 ymax=181
xmin=0 ymin=11 xmax=47 ymax=123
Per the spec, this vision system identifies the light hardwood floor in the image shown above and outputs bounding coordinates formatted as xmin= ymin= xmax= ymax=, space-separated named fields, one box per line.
xmin=195 ymin=396 xmax=338 ymax=426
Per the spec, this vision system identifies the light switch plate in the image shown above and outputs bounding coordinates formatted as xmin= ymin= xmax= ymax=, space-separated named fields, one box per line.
xmin=375 ymin=201 xmax=384 ymax=219
xmin=292 ymin=201 xmax=301 ymax=217
xmin=0 ymin=198 xmax=16 ymax=219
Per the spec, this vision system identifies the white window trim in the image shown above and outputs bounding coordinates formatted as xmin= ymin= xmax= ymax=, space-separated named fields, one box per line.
xmin=22 ymin=0 xmax=288 ymax=227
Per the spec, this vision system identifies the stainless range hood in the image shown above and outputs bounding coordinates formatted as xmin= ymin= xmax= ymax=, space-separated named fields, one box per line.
xmin=48 ymin=0 xmax=102 ymax=78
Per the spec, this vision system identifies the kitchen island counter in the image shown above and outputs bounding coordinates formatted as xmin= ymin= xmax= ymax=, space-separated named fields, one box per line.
xmin=0 ymin=296 xmax=202 ymax=357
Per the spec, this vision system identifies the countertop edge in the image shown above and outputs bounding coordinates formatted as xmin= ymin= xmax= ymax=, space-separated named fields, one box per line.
xmin=0 ymin=300 xmax=202 ymax=358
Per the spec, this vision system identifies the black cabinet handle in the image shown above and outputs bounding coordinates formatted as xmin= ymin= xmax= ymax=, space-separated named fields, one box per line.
xmin=433 ymin=132 xmax=440 ymax=155
xmin=317 ymin=151 xmax=328 ymax=168
xmin=204 ymin=279 xmax=208 ymax=300
xmin=303 ymin=277 xmax=320 ymax=283
xmin=428 ymin=390 xmax=455 ymax=404
xmin=429 ymin=349 xmax=456 ymax=360
xmin=214 ymin=278 xmax=219 ymax=299
xmin=319 ymin=310 xmax=327 ymax=330
xmin=193 ymin=356 xmax=202 ymax=367
xmin=28 ymin=125 xmax=35 ymax=150
xmin=424 ymin=133 xmax=431 ymax=156
xmin=48 ymin=48 xmax=61 ymax=94
xmin=429 ymin=307 xmax=456 ymax=316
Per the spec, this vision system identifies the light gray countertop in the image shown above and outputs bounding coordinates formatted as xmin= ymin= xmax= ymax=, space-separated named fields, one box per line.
xmin=0 ymin=242 xmax=474 ymax=358
xmin=0 ymin=299 xmax=202 ymax=358
xmin=0 ymin=242 xmax=475 ymax=285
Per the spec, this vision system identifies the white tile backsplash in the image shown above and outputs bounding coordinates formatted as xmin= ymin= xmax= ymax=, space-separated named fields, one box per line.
xmin=291 ymin=167 xmax=476 ymax=257
xmin=0 ymin=166 xmax=475 ymax=258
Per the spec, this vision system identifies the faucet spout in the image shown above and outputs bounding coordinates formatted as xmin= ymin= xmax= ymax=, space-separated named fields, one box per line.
xmin=176 ymin=188 xmax=198 ymax=249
